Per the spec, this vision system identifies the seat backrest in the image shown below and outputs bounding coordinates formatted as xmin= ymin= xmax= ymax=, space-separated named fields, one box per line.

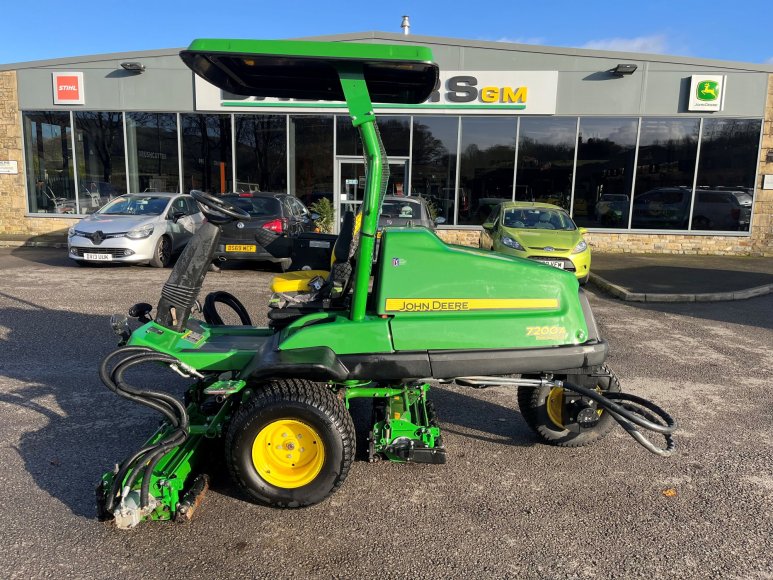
xmin=324 ymin=211 xmax=359 ymax=298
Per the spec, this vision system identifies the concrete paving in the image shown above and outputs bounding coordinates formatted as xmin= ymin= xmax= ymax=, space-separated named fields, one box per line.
xmin=590 ymin=253 xmax=773 ymax=303
xmin=0 ymin=247 xmax=772 ymax=579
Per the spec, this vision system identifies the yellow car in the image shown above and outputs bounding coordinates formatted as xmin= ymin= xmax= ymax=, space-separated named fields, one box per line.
xmin=480 ymin=202 xmax=591 ymax=285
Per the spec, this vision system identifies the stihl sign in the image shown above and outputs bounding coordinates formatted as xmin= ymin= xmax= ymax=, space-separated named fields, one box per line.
xmin=52 ymin=72 xmax=85 ymax=105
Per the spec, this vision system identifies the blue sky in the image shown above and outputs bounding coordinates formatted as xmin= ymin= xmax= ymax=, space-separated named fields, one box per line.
xmin=2 ymin=0 xmax=771 ymax=65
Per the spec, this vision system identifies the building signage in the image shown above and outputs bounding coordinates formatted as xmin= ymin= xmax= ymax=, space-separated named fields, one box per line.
xmin=688 ymin=75 xmax=725 ymax=111
xmin=194 ymin=70 xmax=558 ymax=115
xmin=52 ymin=72 xmax=85 ymax=105
xmin=0 ymin=160 xmax=18 ymax=174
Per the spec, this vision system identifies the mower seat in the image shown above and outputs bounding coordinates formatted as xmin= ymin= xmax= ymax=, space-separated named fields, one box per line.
xmin=270 ymin=211 xmax=358 ymax=294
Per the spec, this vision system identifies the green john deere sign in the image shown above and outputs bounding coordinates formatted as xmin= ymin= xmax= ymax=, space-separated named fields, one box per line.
xmin=696 ymin=80 xmax=720 ymax=101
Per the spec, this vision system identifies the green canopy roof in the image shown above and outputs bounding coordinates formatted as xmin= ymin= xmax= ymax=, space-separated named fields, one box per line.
xmin=180 ymin=38 xmax=438 ymax=104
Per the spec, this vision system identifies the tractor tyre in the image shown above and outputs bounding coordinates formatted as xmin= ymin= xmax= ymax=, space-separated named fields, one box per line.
xmin=225 ymin=378 xmax=355 ymax=508
xmin=517 ymin=364 xmax=621 ymax=448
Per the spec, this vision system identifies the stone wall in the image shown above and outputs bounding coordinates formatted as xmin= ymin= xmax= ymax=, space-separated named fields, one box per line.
xmin=0 ymin=71 xmax=76 ymax=238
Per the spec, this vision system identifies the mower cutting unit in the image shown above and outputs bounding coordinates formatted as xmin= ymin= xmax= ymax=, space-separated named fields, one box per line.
xmin=96 ymin=39 xmax=676 ymax=528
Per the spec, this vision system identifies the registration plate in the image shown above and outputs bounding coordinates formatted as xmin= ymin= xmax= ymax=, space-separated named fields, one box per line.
xmin=83 ymin=253 xmax=112 ymax=261
xmin=537 ymin=259 xmax=564 ymax=269
xmin=225 ymin=244 xmax=256 ymax=252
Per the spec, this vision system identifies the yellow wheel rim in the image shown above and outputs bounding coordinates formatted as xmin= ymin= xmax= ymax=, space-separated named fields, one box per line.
xmin=546 ymin=387 xmax=565 ymax=428
xmin=251 ymin=419 xmax=325 ymax=489
xmin=546 ymin=386 xmax=605 ymax=429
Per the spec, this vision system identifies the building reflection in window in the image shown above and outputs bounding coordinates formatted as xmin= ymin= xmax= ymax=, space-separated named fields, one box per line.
xmin=74 ymin=112 xmax=126 ymax=212
xmin=517 ymin=117 xmax=577 ymax=212
xmin=235 ymin=114 xmax=287 ymax=193
xmin=457 ymin=117 xmax=516 ymax=226
xmin=337 ymin=115 xmax=411 ymax=158
xmin=573 ymin=117 xmax=638 ymax=229
xmin=692 ymin=118 xmax=761 ymax=232
xmin=126 ymin=112 xmax=179 ymax=194
xmin=631 ymin=118 xmax=699 ymax=230
xmin=181 ymin=113 xmax=232 ymax=194
xmin=289 ymin=115 xmax=334 ymax=208
xmin=410 ymin=116 xmax=459 ymax=223
xmin=23 ymin=111 xmax=75 ymax=214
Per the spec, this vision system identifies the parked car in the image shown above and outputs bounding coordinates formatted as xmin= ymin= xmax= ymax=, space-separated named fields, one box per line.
xmin=68 ymin=193 xmax=203 ymax=267
xmin=214 ymin=192 xmax=317 ymax=270
xmin=378 ymin=196 xmax=443 ymax=233
xmin=631 ymin=187 xmax=744 ymax=231
xmin=480 ymin=202 xmax=591 ymax=284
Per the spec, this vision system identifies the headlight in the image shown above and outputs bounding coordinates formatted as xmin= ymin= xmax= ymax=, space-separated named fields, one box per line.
xmin=126 ymin=225 xmax=155 ymax=239
xmin=501 ymin=236 xmax=525 ymax=251
xmin=67 ymin=226 xmax=75 ymax=237
xmin=572 ymin=240 xmax=588 ymax=254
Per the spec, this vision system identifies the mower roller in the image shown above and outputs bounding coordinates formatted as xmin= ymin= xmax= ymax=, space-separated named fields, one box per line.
xmin=96 ymin=38 xmax=676 ymax=529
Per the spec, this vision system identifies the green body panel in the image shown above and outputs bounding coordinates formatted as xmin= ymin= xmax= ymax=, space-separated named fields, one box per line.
xmin=376 ymin=229 xmax=588 ymax=350
xmin=278 ymin=314 xmax=393 ymax=354
xmin=127 ymin=321 xmax=272 ymax=371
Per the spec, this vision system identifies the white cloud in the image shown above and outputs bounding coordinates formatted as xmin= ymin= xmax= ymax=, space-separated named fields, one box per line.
xmin=493 ymin=37 xmax=546 ymax=46
xmin=582 ymin=34 xmax=669 ymax=54
xmin=765 ymin=56 xmax=773 ymax=64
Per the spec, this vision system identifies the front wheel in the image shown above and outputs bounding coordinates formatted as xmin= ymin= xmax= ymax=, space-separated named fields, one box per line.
xmin=517 ymin=364 xmax=621 ymax=447
xmin=225 ymin=379 xmax=355 ymax=508
xmin=149 ymin=235 xmax=172 ymax=268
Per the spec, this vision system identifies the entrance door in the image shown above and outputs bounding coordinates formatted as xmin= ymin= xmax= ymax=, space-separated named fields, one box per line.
xmin=335 ymin=158 xmax=409 ymax=233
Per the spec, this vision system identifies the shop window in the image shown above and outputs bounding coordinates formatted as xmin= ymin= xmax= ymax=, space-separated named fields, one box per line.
xmin=457 ymin=117 xmax=516 ymax=225
xmin=23 ymin=111 xmax=76 ymax=214
xmin=692 ymin=118 xmax=761 ymax=232
xmin=126 ymin=112 xmax=179 ymax=194
xmin=631 ymin=118 xmax=699 ymax=230
xmin=289 ymin=115 xmax=334 ymax=208
xmin=573 ymin=117 xmax=638 ymax=229
xmin=74 ymin=112 xmax=126 ymax=213
xmin=410 ymin=116 xmax=459 ymax=224
xmin=181 ymin=113 xmax=233 ymax=194
xmin=516 ymin=117 xmax=577 ymax=212
xmin=235 ymin=114 xmax=287 ymax=193
xmin=336 ymin=115 xmax=411 ymax=157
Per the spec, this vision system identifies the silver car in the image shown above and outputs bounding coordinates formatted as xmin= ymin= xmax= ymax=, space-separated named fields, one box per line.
xmin=68 ymin=193 xmax=204 ymax=267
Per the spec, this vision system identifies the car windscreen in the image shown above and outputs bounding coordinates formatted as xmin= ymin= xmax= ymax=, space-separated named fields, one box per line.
xmin=502 ymin=208 xmax=576 ymax=231
xmin=222 ymin=196 xmax=281 ymax=217
xmin=97 ymin=196 xmax=169 ymax=216
xmin=381 ymin=200 xmax=422 ymax=220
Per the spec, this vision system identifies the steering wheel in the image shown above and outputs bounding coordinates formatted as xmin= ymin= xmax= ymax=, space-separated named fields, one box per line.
xmin=190 ymin=190 xmax=250 ymax=222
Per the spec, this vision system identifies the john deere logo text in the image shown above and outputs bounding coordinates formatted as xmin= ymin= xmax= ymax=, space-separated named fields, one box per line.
xmin=428 ymin=76 xmax=528 ymax=106
xmin=697 ymin=80 xmax=719 ymax=101
xmin=385 ymin=298 xmax=559 ymax=312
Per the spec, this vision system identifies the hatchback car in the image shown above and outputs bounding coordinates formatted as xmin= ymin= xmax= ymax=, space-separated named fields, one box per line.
xmin=214 ymin=192 xmax=317 ymax=269
xmin=68 ymin=193 xmax=203 ymax=267
xmin=378 ymin=196 xmax=443 ymax=232
xmin=480 ymin=202 xmax=591 ymax=284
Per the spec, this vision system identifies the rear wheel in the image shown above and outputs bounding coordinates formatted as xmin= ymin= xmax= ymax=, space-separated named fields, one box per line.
xmin=225 ymin=379 xmax=355 ymax=508
xmin=517 ymin=364 xmax=621 ymax=447
xmin=149 ymin=235 xmax=171 ymax=268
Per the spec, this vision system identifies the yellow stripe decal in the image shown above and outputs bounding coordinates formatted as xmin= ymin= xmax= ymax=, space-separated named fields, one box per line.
xmin=384 ymin=298 xmax=559 ymax=312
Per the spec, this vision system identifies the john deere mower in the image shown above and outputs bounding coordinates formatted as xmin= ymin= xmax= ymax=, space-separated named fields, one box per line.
xmin=97 ymin=39 xmax=676 ymax=529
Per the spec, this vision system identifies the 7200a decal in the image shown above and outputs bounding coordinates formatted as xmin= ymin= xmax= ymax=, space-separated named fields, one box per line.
xmin=526 ymin=326 xmax=567 ymax=340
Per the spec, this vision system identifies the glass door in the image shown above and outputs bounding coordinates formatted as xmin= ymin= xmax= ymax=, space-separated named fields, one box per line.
xmin=335 ymin=158 xmax=409 ymax=233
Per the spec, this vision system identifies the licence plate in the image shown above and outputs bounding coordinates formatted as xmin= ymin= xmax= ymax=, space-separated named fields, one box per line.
xmin=538 ymin=259 xmax=564 ymax=269
xmin=225 ymin=244 xmax=256 ymax=252
xmin=84 ymin=253 xmax=112 ymax=261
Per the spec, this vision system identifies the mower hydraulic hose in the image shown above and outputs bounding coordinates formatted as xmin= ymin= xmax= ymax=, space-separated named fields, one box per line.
xmin=100 ymin=347 xmax=196 ymax=510
xmin=203 ymin=291 xmax=252 ymax=326
xmin=562 ymin=382 xmax=677 ymax=457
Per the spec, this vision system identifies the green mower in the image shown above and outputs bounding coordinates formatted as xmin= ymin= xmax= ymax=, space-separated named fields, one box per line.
xmin=97 ymin=39 xmax=676 ymax=529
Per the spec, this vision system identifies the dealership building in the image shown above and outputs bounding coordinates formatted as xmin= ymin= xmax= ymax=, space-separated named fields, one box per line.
xmin=0 ymin=31 xmax=771 ymax=255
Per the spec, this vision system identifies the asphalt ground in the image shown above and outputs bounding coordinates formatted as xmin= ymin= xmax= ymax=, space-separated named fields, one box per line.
xmin=0 ymin=247 xmax=772 ymax=579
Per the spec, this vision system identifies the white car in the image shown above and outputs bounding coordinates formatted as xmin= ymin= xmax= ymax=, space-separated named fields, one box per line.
xmin=68 ymin=193 xmax=204 ymax=267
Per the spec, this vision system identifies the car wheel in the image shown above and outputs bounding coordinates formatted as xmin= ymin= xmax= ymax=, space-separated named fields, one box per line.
xmin=149 ymin=235 xmax=172 ymax=268
xmin=579 ymin=273 xmax=590 ymax=286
